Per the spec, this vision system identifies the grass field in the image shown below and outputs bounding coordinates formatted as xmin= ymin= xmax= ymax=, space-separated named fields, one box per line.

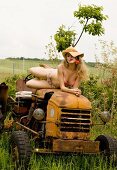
xmin=0 ymin=59 xmax=61 ymax=82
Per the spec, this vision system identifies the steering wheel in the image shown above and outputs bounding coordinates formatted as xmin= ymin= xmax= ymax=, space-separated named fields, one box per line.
xmin=24 ymin=74 xmax=34 ymax=83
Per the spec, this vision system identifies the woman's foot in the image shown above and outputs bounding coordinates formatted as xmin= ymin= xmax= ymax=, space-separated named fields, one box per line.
xmin=39 ymin=64 xmax=51 ymax=68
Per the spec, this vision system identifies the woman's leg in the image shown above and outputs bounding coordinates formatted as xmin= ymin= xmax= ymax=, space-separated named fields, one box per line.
xmin=27 ymin=67 xmax=60 ymax=89
xmin=29 ymin=67 xmax=57 ymax=79
xmin=26 ymin=78 xmax=55 ymax=89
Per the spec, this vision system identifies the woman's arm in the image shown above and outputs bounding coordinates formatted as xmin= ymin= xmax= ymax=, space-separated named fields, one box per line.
xmin=57 ymin=65 xmax=81 ymax=96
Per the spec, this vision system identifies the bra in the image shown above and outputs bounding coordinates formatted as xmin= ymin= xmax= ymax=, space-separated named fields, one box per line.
xmin=64 ymin=81 xmax=74 ymax=89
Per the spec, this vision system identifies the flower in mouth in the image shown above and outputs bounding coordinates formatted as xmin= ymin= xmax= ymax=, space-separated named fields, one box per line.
xmin=75 ymin=59 xmax=80 ymax=64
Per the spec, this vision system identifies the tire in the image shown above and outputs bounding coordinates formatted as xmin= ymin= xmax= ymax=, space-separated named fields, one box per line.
xmin=10 ymin=130 xmax=32 ymax=169
xmin=95 ymin=135 xmax=117 ymax=165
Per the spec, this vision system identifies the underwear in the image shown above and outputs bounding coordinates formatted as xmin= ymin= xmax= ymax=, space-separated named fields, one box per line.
xmin=47 ymin=73 xmax=56 ymax=88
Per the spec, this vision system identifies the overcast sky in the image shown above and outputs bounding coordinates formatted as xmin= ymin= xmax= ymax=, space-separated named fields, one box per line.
xmin=0 ymin=0 xmax=116 ymax=62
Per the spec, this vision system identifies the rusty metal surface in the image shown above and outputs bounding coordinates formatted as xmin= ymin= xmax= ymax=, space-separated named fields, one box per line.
xmin=46 ymin=103 xmax=59 ymax=137
xmin=0 ymin=83 xmax=8 ymax=99
xmin=33 ymin=148 xmax=53 ymax=153
xmin=15 ymin=122 xmax=39 ymax=136
xmin=49 ymin=91 xmax=92 ymax=109
xmin=59 ymin=132 xmax=90 ymax=140
xmin=0 ymin=83 xmax=8 ymax=115
xmin=59 ymin=108 xmax=91 ymax=139
xmin=16 ymin=79 xmax=35 ymax=92
xmin=53 ymin=139 xmax=99 ymax=153
xmin=46 ymin=105 xmax=91 ymax=140
xmin=13 ymin=105 xmax=28 ymax=115
xmin=36 ymin=89 xmax=61 ymax=99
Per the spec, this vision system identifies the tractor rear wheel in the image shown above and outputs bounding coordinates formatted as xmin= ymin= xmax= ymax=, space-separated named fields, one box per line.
xmin=10 ymin=130 xmax=32 ymax=169
xmin=95 ymin=135 xmax=117 ymax=165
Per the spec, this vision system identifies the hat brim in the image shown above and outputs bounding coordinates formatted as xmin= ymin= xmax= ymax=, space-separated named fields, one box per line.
xmin=69 ymin=52 xmax=84 ymax=58
xmin=63 ymin=51 xmax=84 ymax=58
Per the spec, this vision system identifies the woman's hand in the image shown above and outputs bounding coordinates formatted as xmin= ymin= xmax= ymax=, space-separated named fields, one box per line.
xmin=71 ymin=88 xmax=81 ymax=96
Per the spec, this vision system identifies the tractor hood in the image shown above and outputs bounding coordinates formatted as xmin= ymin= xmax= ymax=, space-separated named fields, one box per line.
xmin=49 ymin=91 xmax=92 ymax=109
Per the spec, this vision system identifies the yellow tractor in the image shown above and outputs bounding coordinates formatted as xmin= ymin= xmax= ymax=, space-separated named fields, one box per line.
xmin=2 ymin=76 xmax=117 ymax=168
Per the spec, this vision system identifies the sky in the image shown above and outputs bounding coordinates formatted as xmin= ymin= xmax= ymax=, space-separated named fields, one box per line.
xmin=0 ymin=0 xmax=117 ymax=62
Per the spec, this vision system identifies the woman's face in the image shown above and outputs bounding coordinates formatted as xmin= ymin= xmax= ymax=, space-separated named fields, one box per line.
xmin=66 ymin=53 xmax=76 ymax=64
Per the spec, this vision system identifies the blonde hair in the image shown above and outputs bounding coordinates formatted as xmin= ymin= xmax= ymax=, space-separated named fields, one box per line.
xmin=63 ymin=57 xmax=88 ymax=81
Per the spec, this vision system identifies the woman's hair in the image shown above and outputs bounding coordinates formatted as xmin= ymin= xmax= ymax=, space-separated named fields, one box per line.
xmin=63 ymin=55 xmax=89 ymax=81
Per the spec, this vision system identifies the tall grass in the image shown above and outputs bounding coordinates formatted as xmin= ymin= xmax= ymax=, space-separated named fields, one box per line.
xmin=0 ymin=133 xmax=13 ymax=170
xmin=0 ymin=132 xmax=117 ymax=170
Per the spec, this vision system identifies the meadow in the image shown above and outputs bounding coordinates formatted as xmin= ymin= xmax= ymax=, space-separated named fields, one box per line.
xmin=0 ymin=58 xmax=60 ymax=81
xmin=0 ymin=58 xmax=117 ymax=170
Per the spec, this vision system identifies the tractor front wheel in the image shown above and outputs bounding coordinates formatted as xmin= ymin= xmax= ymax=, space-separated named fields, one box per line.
xmin=10 ymin=130 xmax=32 ymax=169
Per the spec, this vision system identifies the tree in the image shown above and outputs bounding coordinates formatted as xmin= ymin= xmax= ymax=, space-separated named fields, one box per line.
xmin=54 ymin=25 xmax=76 ymax=52
xmin=54 ymin=4 xmax=108 ymax=52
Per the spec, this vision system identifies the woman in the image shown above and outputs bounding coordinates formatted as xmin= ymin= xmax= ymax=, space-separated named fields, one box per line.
xmin=26 ymin=46 xmax=88 ymax=96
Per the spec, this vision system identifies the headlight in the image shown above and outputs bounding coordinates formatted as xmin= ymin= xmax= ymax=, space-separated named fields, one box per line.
xmin=33 ymin=108 xmax=45 ymax=120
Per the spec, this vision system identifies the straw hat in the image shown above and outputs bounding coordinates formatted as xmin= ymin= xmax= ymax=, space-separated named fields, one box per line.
xmin=62 ymin=46 xmax=84 ymax=58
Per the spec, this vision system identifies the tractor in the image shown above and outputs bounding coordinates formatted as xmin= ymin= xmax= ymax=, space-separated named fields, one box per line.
xmin=1 ymin=75 xmax=117 ymax=168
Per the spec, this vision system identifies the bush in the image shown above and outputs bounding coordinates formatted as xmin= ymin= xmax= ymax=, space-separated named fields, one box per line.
xmin=4 ymin=74 xmax=25 ymax=98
